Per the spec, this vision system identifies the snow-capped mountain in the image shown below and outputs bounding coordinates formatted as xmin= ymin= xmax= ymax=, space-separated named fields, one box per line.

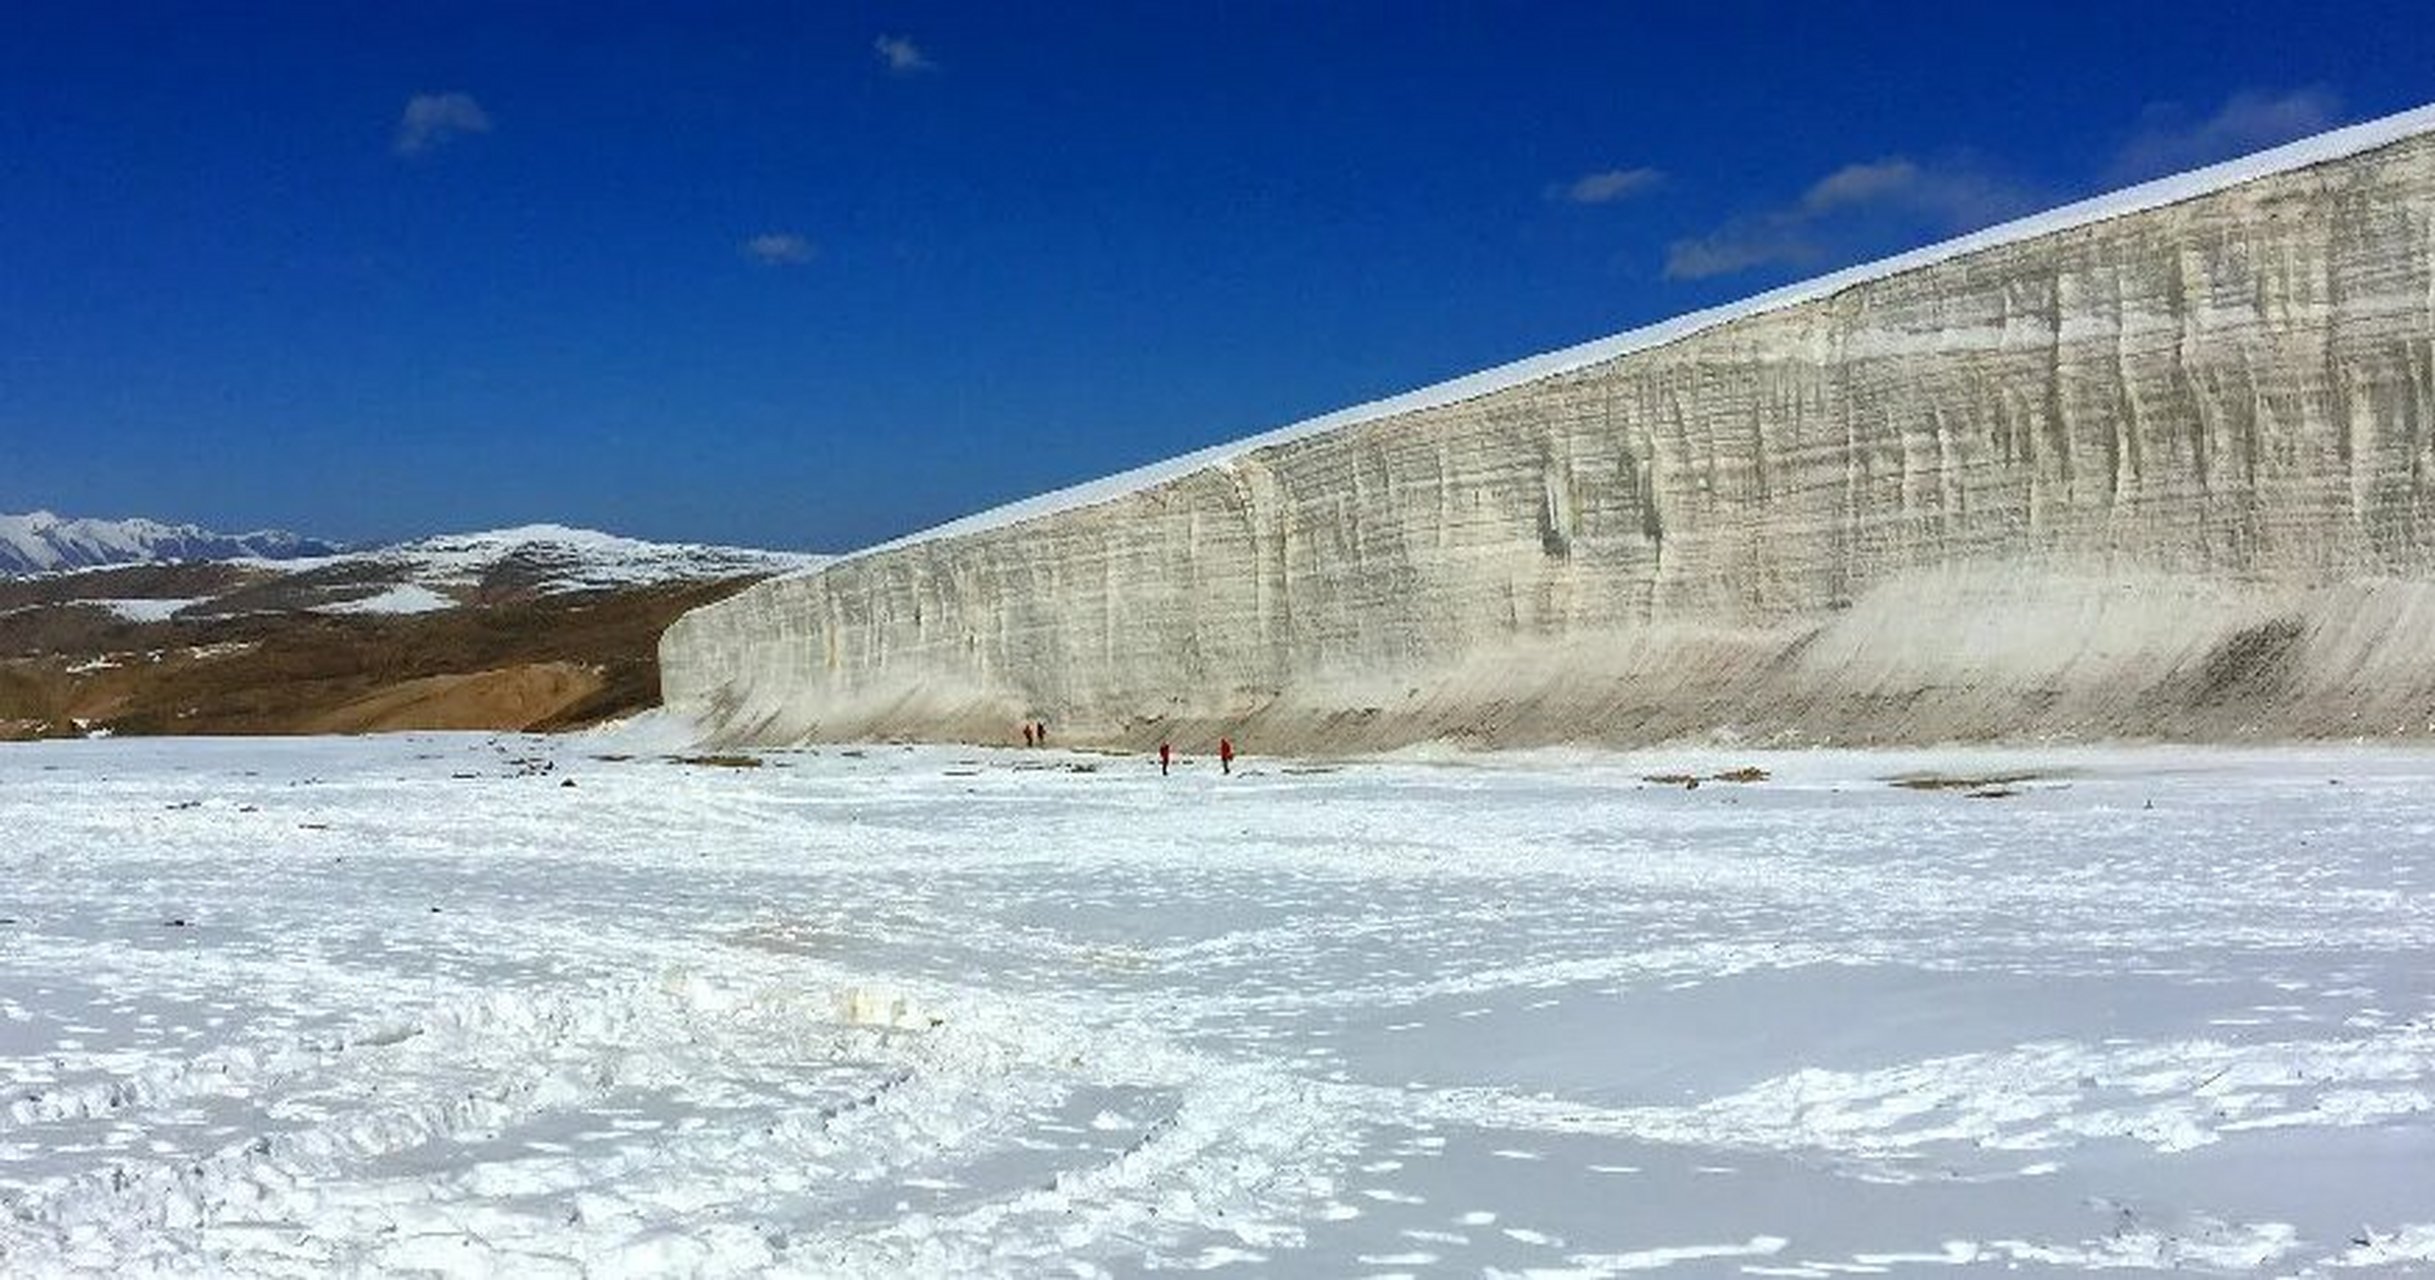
xmin=0 ymin=510 xmax=344 ymax=576
xmin=206 ymin=524 xmax=825 ymax=614
xmin=343 ymin=524 xmax=826 ymax=597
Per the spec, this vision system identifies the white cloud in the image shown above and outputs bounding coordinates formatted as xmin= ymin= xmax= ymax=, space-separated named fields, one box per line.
xmin=394 ymin=92 xmax=492 ymax=157
xmin=1805 ymin=157 xmax=2026 ymax=227
xmin=2110 ymin=88 xmax=2343 ymax=183
xmin=1663 ymin=225 xmax=1821 ymax=281
xmin=742 ymin=233 xmax=816 ymax=266
xmin=1665 ymin=155 xmax=2033 ymax=281
xmin=873 ymin=34 xmax=935 ymax=74
xmin=1550 ymin=166 xmax=1664 ymax=205
xmin=1658 ymin=91 xmax=2346 ymax=283
xmin=1799 ymin=158 xmax=1919 ymax=212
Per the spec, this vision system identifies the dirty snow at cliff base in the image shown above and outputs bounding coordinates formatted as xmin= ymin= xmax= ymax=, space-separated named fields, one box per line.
xmin=2 ymin=735 xmax=2432 ymax=1277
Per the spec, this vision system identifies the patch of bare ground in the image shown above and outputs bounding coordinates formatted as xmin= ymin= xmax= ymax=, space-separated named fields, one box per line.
xmin=672 ymin=754 xmax=763 ymax=768
xmin=1641 ymin=766 xmax=1770 ymax=788
xmin=1887 ymin=771 xmax=2052 ymax=794
xmin=0 ymin=577 xmax=767 ymax=740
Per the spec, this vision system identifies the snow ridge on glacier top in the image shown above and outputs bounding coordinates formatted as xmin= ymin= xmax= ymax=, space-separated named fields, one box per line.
xmin=814 ymin=100 xmax=2435 ymax=573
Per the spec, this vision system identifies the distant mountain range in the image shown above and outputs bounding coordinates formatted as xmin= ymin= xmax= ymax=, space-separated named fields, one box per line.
xmin=0 ymin=511 xmax=823 ymax=594
xmin=0 ymin=510 xmax=345 ymax=575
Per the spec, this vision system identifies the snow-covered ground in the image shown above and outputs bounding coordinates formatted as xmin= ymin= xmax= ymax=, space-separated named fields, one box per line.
xmin=92 ymin=599 xmax=208 ymax=624
xmin=1 ymin=736 xmax=2430 ymax=1277
xmin=311 ymin=584 xmax=457 ymax=616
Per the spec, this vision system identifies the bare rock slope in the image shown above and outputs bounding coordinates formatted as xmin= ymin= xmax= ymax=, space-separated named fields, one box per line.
xmin=665 ymin=109 xmax=2435 ymax=751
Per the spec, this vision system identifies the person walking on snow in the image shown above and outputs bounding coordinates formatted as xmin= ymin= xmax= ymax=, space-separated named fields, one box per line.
xmin=1158 ymin=742 xmax=1171 ymax=776
xmin=1219 ymin=737 xmax=1235 ymax=775
xmin=1023 ymin=723 xmax=1035 ymax=748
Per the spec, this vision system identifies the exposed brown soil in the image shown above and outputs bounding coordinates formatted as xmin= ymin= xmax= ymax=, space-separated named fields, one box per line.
xmin=0 ymin=577 xmax=765 ymax=740
xmin=673 ymin=753 xmax=764 ymax=768
xmin=1887 ymin=771 xmax=2050 ymax=792
xmin=1638 ymin=767 xmax=1767 ymax=787
xmin=300 ymin=663 xmax=608 ymax=734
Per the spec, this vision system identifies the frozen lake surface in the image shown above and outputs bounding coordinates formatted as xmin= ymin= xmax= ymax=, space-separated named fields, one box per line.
xmin=1 ymin=734 xmax=2431 ymax=1276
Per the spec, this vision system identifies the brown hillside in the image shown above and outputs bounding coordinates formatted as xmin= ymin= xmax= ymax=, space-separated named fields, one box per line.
xmin=0 ymin=577 xmax=762 ymax=740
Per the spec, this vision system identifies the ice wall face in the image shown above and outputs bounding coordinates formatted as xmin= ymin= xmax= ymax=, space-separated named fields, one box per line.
xmin=665 ymin=128 xmax=2435 ymax=749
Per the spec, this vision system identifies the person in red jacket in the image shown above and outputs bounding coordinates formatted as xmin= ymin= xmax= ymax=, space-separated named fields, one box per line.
xmin=1158 ymin=742 xmax=1171 ymax=776
xmin=1218 ymin=737 xmax=1235 ymax=775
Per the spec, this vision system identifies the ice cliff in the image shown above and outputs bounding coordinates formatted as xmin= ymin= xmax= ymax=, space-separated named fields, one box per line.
xmin=663 ymin=106 xmax=2435 ymax=750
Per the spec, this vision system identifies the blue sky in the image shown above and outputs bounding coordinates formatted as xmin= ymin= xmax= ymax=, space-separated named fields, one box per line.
xmin=4 ymin=2 xmax=2431 ymax=551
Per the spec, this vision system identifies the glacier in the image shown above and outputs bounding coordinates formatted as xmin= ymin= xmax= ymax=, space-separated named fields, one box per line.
xmin=662 ymin=103 xmax=2435 ymax=751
